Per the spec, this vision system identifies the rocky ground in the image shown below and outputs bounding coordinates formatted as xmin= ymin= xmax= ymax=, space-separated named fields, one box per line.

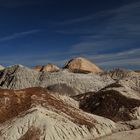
xmin=0 ymin=87 xmax=116 ymax=140
xmin=0 ymin=65 xmax=114 ymax=93
xmin=0 ymin=57 xmax=139 ymax=140
xmin=98 ymin=128 xmax=140 ymax=140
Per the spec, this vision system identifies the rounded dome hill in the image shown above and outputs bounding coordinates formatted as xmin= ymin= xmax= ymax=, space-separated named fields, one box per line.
xmin=33 ymin=63 xmax=60 ymax=72
xmin=64 ymin=57 xmax=103 ymax=73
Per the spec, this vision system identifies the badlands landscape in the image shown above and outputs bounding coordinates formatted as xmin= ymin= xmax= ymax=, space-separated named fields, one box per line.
xmin=0 ymin=57 xmax=139 ymax=140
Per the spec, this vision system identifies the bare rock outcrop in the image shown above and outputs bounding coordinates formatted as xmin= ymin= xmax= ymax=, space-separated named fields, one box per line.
xmin=105 ymin=68 xmax=139 ymax=80
xmin=0 ymin=65 xmax=114 ymax=94
xmin=33 ymin=63 xmax=60 ymax=72
xmin=64 ymin=57 xmax=103 ymax=73
xmin=76 ymin=83 xmax=140 ymax=122
xmin=104 ymin=68 xmax=140 ymax=92
xmin=47 ymin=83 xmax=80 ymax=96
xmin=0 ymin=87 xmax=116 ymax=140
xmin=0 ymin=65 xmax=39 ymax=89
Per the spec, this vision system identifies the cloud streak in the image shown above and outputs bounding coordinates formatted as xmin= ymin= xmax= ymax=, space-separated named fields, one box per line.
xmin=54 ymin=1 xmax=140 ymax=39
xmin=0 ymin=29 xmax=40 ymax=42
xmin=85 ymin=48 xmax=140 ymax=69
xmin=0 ymin=47 xmax=139 ymax=70
xmin=54 ymin=0 xmax=140 ymax=65
xmin=0 ymin=0 xmax=139 ymax=70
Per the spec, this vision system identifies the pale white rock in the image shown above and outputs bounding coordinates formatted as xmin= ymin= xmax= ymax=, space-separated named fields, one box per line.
xmin=0 ymin=65 xmax=4 ymax=71
xmin=0 ymin=65 xmax=114 ymax=94
xmin=0 ymin=106 xmax=116 ymax=140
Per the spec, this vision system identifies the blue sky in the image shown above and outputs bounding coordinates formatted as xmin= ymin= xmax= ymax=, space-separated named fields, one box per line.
xmin=0 ymin=0 xmax=139 ymax=69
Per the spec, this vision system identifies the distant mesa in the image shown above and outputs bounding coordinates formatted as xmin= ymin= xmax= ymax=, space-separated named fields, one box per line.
xmin=135 ymin=70 xmax=140 ymax=74
xmin=64 ymin=57 xmax=103 ymax=73
xmin=33 ymin=63 xmax=60 ymax=72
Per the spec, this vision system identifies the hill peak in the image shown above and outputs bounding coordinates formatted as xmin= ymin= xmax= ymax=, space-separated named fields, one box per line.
xmin=64 ymin=57 xmax=103 ymax=73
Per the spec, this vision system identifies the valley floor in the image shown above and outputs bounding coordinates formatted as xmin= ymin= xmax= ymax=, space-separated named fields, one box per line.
xmin=98 ymin=128 xmax=140 ymax=140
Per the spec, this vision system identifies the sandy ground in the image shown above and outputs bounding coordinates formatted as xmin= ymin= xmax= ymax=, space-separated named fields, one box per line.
xmin=98 ymin=128 xmax=140 ymax=140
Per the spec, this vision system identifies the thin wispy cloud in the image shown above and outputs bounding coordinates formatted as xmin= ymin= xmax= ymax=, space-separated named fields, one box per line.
xmin=87 ymin=48 xmax=140 ymax=61
xmin=0 ymin=29 xmax=40 ymax=42
xmin=0 ymin=47 xmax=139 ymax=69
xmin=54 ymin=1 xmax=140 ymax=38
xmin=85 ymin=48 xmax=140 ymax=69
xmin=54 ymin=2 xmax=140 ymax=67
xmin=53 ymin=0 xmax=140 ymax=26
xmin=0 ymin=53 xmax=66 ymax=67
xmin=0 ymin=0 xmax=139 ymax=69
xmin=54 ymin=9 xmax=115 ymax=26
xmin=98 ymin=58 xmax=140 ymax=68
